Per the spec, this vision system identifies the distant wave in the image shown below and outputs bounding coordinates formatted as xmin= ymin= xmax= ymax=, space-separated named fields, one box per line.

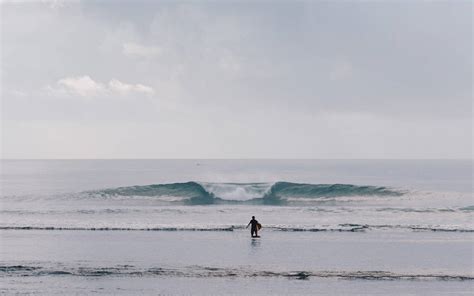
xmin=460 ymin=205 xmax=474 ymax=211
xmin=1 ymin=264 xmax=471 ymax=281
xmin=90 ymin=181 xmax=403 ymax=205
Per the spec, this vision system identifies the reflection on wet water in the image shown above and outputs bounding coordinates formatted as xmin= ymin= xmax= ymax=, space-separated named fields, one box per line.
xmin=250 ymin=237 xmax=261 ymax=250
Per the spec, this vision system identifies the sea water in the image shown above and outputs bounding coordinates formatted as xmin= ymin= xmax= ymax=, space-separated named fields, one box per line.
xmin=0 ymin=160 xmax=473 ymax=295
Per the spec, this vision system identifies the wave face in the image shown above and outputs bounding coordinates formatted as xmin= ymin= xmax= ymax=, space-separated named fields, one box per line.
xmin=90 ymin=181 xmax=402 ymax=205
xmin=97 ymin=182 xmax=215 ymax=205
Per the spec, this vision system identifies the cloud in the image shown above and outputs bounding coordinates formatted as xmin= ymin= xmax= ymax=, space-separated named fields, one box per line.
xmin=108 ymin=79 xmax=155 ymax=95
xmin=57 ymin=75 xmax=106 ymax=96
xmin=122 ymin=42 xmax=162 ymax=58
xmin=45 ymin=75 xmax=154 ymax=97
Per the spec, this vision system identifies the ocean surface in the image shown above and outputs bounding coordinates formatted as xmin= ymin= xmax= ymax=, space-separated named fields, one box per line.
xmin=1 ymin=159 xmax=473 ymax=295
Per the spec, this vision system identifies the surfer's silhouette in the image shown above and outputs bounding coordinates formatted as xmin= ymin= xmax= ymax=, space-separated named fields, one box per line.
xmin=246 ymin=216 xmax=261 ymax=237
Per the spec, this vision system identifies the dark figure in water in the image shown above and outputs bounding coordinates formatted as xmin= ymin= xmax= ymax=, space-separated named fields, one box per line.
xmin=246 ymin=216 xmax=260 ymax=237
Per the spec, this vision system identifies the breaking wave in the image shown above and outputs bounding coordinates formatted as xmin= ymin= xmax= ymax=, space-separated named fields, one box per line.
xmin=90 ymin=181 xmax=403 ymax=205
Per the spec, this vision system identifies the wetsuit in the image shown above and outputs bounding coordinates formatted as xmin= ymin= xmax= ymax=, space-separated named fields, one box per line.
xmin=249 ymin=219 xmax=259 ymax=237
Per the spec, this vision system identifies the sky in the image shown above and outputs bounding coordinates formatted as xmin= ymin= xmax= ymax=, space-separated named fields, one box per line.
xmin=1 ymin=0 xmax=472 ymax=159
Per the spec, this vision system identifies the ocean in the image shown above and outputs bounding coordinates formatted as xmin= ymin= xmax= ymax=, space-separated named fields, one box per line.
xmin=1 ymin=159 xmax=472 ymax=295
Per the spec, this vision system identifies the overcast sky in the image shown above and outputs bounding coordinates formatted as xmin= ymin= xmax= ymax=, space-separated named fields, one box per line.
xmin=1 ymin=0 xmax=472 ymax=159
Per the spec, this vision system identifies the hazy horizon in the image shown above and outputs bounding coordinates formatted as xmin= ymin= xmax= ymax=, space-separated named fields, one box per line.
xmin=0 ymin=158 xmax=472 ymax=160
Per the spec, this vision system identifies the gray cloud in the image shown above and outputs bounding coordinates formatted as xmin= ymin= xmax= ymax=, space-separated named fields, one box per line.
xmin=1 ymin=1 xmax=472 ymax=158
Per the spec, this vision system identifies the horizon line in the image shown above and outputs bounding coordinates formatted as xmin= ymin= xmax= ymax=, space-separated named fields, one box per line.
xmin=1 ymin=158 xmax=472 ymax=161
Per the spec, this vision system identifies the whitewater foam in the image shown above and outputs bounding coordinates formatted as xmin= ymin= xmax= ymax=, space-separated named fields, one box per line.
xmin=200 ymin=182 xmax=272 ymax=201
xmin=3 ymin=224 xmax=472 ymax=232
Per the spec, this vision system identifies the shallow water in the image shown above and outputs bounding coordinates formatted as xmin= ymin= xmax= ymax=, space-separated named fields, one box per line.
xmin=1 ymin=230 xmax=473 ymax=295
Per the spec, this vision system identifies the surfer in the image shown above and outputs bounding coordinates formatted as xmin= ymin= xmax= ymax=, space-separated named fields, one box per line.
xmin=246 ymin=216 xmax=261 ymax=237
